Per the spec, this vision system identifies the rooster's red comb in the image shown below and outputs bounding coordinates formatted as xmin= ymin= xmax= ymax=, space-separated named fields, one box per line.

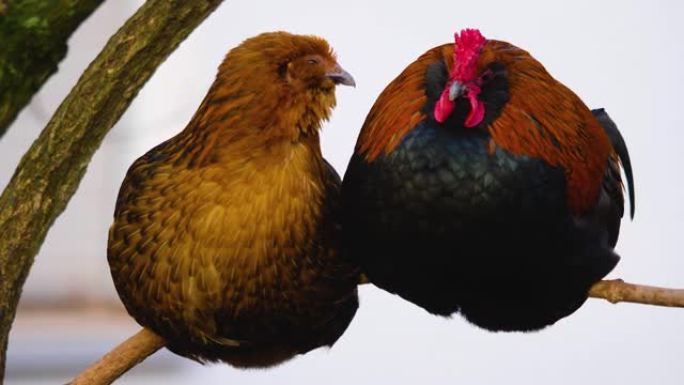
xmin=452 ymin=29 xmax=487 ymax=82
xmin=434 ymin=29 xmax=488 ymax=124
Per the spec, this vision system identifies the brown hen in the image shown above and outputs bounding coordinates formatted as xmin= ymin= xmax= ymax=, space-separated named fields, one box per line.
xmin=108 ymin=31 xmax=358 ymax=367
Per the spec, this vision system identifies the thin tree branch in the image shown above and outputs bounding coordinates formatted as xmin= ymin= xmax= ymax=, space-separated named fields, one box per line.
xmin=0 ymin=0 xmax=225 ymax=379
xmin=0 ymin=0 xmax=105 ymax=138
xmin=69 ymin=328 xmax=165 ymax=385
xmin=589 ymin=279 xmax=684 ymax=307
xmin=67 ymin=278 xmax=684 ymax=385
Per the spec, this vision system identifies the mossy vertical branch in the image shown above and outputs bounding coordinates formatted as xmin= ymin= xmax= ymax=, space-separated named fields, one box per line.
xmin=0 ymin=0 xmax=225 ymax=380
xmin=0 ymin=0 xmax=105 ymax=138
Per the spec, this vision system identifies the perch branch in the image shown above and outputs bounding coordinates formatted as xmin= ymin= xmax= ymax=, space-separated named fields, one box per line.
xmin=69 ymin=328 xmax=165 ymax=385
xmin=69 ymin=278 xmax=684 ymax=385
xmin=589 ymin=279 xmax=684 ymax=307
xmin=0 ymin=0 xmax=105 ymax=138
xmin=0 ymin=0 xmax=225 ymax=379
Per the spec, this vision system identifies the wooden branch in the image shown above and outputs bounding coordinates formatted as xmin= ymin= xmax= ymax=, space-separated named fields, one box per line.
xmin=66 ymin=278 xmax=684 ymax=385
xmin=0 ymin=0 xmax=225 ymax=379
xmin=0 ymin=0 xmax=105 ymax=138
xmin=69 ymin=328 xmax=165 ymax=385
xmin=589 ymin=279 xmax=684 ymax=307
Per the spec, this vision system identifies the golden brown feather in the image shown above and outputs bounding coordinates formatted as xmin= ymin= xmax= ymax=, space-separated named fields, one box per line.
xmin=108 ymin=31 xmax=358 ymax=367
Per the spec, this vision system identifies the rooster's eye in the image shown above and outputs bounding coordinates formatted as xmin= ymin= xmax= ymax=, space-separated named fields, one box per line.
xmin=307 ymin=58 xmax=319 ymax=65
xmin=481 ymin=71 xmax=493 ymax=82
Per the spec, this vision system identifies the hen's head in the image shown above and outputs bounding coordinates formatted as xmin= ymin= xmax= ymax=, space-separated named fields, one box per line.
xmin=274 ymin=35 xmax=355 ymax=92
xmin=224 ymin=31 xmax=354 ymax=90
xmin=203 ymin=32 xmax=354 ymax=141
xmin=433 ymin=29 xmax=488 ymax=127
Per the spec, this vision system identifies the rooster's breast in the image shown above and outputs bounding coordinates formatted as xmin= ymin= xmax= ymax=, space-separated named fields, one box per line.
xmin=342 ymin=120 xmax=574 ymax=315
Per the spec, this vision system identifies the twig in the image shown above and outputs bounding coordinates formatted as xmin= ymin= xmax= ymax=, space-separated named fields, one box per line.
xmin=69 ymin=328 xmax=165 ymax=385
xmin=69 ymin=278 xmax=684 ymax=384
xmin=589 ymin=279 xmax=684 ymax=307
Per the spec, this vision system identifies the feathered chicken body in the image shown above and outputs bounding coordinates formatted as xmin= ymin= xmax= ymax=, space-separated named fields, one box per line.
xmin=342 ymin=29 xmax=635 ymax=331
xmin=108 ymin=32 xmax=358 ymax=367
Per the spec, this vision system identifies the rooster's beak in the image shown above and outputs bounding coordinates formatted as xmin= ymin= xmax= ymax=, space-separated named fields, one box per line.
xmin=326 ymin=64 xmax=356 ymax=87
xmin=448 ymin=81 xmax=465 ymax=101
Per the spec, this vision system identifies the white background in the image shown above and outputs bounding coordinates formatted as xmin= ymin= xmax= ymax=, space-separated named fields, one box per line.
xmin=2 ymin=1 xmax=683 ymax=384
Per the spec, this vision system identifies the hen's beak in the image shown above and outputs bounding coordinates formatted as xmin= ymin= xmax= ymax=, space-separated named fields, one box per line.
xmin=326 ymin=64 xmax=356 ymax=87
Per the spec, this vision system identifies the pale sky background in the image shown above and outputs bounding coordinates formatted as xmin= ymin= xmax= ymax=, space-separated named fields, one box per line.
xmin=2 ymin=1 xmax=684 ymax=384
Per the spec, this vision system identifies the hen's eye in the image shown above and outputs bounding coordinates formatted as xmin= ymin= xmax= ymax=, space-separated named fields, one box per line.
xmin=307 ymin=58 xmax=319 ymax=65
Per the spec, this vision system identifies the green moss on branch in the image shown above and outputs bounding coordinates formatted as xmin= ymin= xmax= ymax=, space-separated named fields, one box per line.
xmin=0 ymin=0 xmax=105 ymax=138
